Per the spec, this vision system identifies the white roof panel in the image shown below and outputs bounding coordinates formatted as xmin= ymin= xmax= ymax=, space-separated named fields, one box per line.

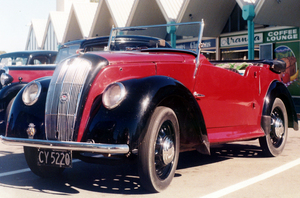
xmin=157 ymin=0 xmax=184 ymax=21
xmin=106 ymin=0 xmax=135 ymax=27
xmin=31 ymin=19 xmax=47 ymax=47
xmin=49 ymin=11 xmax=69 ymax=43
xmin=72 ymin=2 xmax=98 ymax=37
xmin=127 ymin=0 xmax=166 ymax=26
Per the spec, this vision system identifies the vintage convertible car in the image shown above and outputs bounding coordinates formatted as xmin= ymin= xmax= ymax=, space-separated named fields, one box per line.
xmin=1 ymin=21 xmax=298 ymax=192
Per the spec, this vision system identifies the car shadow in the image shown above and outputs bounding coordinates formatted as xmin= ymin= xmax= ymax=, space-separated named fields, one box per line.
xmin=0 ymin=142 xmax=264 ymax=195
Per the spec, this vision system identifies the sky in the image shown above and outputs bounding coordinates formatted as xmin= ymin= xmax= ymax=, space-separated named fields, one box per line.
xmin=0 ymin=0 xmax=56 ymax=53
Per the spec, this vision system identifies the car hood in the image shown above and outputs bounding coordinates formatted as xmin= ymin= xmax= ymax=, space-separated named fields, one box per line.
xmin=88 ymin=51 xmax=186 ymax=65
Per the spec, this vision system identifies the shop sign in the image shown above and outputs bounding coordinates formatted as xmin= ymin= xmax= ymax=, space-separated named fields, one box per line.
xmin=264 ymin=28 xmax=299 ymax=43
xmin=220 ymin=33 xmax=263 ymax=47
xmin=176 ymin=39 xmax=216 ymax=50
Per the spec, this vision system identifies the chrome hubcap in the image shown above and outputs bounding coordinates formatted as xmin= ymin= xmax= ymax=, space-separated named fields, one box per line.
xmin=155 ymin=120 xmax=175 ymax=180
xmin=272 ymin=115 xmax=284 ymax=138
xmin=270 ymin=107 xmax=285 ymax=148
xmin=162 ymin=137 xmax=175 ymax=165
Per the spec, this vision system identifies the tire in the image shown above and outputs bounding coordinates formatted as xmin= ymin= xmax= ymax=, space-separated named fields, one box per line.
xmin=138 ymin=106 xmax=180 ymax=192
xmin=24 ymin=146 xmax=65 ymax=178
xmin=5 ymin=97 xmax=15 ymax=125
xmin=259 ymin=98 xmax=288 ymax=157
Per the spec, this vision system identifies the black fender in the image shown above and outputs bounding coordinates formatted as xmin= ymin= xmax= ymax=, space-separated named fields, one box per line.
xmin=0 ymin=82 xmax=27 ymax=124
xmin=6 ymin=77 xmax=51 ymax=139
xmin=0 ymin=82 xmax=27 ymax=101
xmin=84 ymin=75 xmax=210 ymax=155
xmin=261 ymin=80 xmax=298 ymax=135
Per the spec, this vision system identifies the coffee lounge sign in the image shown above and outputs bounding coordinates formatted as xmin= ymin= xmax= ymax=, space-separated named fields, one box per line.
xmin=221 ymin=33 xmax=263 ymax=47
xmin=265 ymin=28 xmax=299 ymax=43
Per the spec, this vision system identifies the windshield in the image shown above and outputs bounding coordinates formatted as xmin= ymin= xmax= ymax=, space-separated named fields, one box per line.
xmin=0 ymin=55 xmax=29 ymax=66
xmin=55 ymin=44 xmax=80 ymax=64
xmin=107 ymin=21 xmax=204 ymax=55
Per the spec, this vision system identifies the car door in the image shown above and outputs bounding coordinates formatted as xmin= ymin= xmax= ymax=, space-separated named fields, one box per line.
xmin=193 ymin=60 xmax=261 ymax=130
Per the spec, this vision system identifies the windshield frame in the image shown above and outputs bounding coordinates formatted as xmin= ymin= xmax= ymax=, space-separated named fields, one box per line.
xmin=106 ymin=21 xmax=205 ymax=58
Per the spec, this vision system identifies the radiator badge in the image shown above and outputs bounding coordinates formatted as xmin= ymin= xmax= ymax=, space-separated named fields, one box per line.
xmin=60 ymin=93 xmax=69 ymax=103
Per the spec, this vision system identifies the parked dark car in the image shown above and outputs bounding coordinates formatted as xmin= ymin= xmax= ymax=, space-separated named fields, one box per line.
xmin=1 ymin=22 xmax=298 ymax=192
xmin=0 ymin=51 xmax=57 ymax=66
xmin=0 ymin=51 xmax=57 ymax=132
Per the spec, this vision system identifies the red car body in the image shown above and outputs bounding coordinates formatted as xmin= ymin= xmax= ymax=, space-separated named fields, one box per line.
xmin=76 ymin=51 xmax=274 ymax=143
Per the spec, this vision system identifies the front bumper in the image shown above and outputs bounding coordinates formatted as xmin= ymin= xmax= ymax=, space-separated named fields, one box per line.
xmin=0 ymin=135 xmax=130 ymax=154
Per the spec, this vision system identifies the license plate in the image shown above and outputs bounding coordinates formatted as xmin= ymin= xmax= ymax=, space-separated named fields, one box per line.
xmin=37 ymin=149 xmax=72 ymax=168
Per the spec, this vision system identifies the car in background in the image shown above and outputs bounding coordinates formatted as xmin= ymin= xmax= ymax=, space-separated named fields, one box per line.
xmin=0 ymin=51 xmax=57 ymax=133
xmin=0 ymin=51 xmax=57 ymax=66
xmin=1 ymin=22 xmax=298 ymax=192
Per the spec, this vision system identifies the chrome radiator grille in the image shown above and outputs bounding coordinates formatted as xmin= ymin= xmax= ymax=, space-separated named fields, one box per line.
xmin=45 ymin=57 xmax=92 ymax=141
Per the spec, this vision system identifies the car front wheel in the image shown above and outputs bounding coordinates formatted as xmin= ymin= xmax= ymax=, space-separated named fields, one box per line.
xmin=259 ymin=98 xmax=288 ymax=157
xmin=138 ymin=106 xmax=180 ymax=192
xmin=24 ymin=146 xmax=65 ymax=177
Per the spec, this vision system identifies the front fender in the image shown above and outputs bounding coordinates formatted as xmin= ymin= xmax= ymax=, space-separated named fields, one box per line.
xmin=0 ymin=82 xmax=27 ymax=100
xmin=84 ymin=76 xmax=209 ymax=154
xmin=261 ymin=80 xmax=298 ymax=134
xmin=0 ymin=82 xmax=27 ymax=127
xmin=6 ymin=77 xmax=51 ymax=139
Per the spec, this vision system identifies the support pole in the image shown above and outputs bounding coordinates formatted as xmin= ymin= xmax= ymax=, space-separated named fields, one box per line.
xmin=247 ymin=19 xmax=254 ymax=60
xmin=242 ymin=5 xmax=255 ymax=60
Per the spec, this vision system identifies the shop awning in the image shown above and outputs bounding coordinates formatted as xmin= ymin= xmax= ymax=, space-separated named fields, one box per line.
xmin=253 ymin=0 xmax=300 ymax=27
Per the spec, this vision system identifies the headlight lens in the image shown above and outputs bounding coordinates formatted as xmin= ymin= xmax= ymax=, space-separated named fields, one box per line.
xmin=22 ymin=81 xmax=42 ymax=106
xmin=0 ymin=73 xmax=13 ymax=86
xmin=102 ymin=82 xmax=126 ymax=109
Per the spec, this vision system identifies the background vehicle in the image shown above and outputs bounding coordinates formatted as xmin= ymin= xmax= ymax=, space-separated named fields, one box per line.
xmin=0 ymin=51 xmax=57 ymax=66
xmin=0 ymin=51 xmax=57 ymax=133
xmin=1 ymin=22 xmax=298 ymax=192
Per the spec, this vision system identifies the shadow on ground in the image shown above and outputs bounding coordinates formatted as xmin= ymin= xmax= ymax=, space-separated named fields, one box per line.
xmin=0 ymin=142 xmax=264 ymax=195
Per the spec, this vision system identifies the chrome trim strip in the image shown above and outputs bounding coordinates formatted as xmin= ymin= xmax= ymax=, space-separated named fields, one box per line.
xmin=194 ymin=19 xmax=205 ymax=78
xmin=0 ymin=136 xmax=129 ymax=154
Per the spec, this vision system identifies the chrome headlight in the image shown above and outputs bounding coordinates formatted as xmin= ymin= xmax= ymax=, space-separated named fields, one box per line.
xmin=22 ymin=81 xmax=42 ymax=106
xmin=0 ymin=73 xmax=13 ymax=86
xmin=102 ymin=82 xmax=126 ymax=109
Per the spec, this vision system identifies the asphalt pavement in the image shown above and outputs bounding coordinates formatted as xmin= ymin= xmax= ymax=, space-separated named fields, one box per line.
xmin=0 ymin=125 xmax=300 ymax=198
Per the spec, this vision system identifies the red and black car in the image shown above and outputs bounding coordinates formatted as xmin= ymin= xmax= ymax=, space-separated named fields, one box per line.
xmin=1 ymin=22 xmax=298 ymax=192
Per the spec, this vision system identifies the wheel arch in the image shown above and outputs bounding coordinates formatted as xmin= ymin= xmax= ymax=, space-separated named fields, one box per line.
xmin=261 ymin=80 xmax=298 ymax=135
xmin=124 ymin=75 xmax=209 ymax=154
xmin=155 ymin=88 xmax=209 ymax=154
xmin=6 ymin=77 xmax=51 ymax=139
xmin=86 ymin=75 xmax=210 ymax=155
xmin=0 ymin=82 xmax=27 ymax=101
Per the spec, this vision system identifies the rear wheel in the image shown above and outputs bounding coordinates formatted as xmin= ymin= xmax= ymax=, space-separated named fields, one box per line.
xmin=259 ymin=98 xmax=288 ymax=157
xmin=138 ymin=106 xmax=180 ymax=192
xmin=24 ymin=146 xmax=65 ymax=177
